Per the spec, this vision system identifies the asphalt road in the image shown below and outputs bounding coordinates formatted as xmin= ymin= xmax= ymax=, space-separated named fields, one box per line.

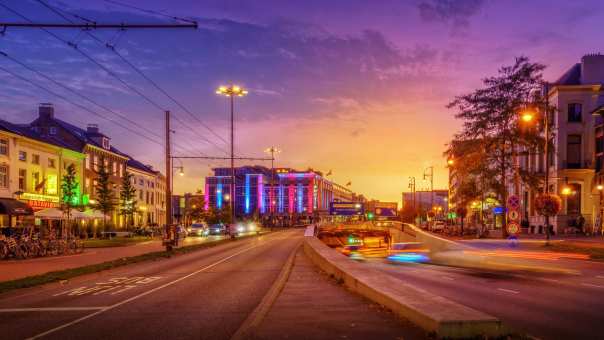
xmin=0 ymin=229 xmax=303 ymax=340
xmin=365 ymin=256 xmax=604 ymax=340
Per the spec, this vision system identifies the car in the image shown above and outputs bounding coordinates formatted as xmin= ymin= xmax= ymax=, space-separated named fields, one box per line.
xmin=431 ymin=221 xmax=446 ymax=232
xmin=187 ymin=222 xmax=209 ymax=236
xmin=209 ymin=223 xmax=226 ymax=235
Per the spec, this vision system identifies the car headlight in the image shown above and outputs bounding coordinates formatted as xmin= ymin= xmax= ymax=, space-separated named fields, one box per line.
xmin=248 ymin=223 xmax=256 ymax=231
xmin=237 ymin=225 xmax=245 ymax=232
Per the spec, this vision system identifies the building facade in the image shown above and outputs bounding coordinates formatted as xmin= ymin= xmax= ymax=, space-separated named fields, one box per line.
xmin=204 ymin=166 xmax=357 ymax=220
xmin=127 ymin=159 xmax=166 ymax=227
xmin=523 ymin=54 xmax=604 ymax=234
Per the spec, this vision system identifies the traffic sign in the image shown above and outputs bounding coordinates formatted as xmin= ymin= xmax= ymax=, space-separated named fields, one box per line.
xmin=507 ymin=195 xmax=520 ymax=210
xmin=508 ymin=210 xmax=520 ymax=221
xmin=507 ymin=222 xmax=520 ymax=235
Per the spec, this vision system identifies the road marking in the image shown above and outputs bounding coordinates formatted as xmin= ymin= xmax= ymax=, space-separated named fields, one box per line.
xmin=581 ymin=283 xmax=604 ymax=289
xmin=497 ymin=288 xmax=519 ymax=294
xmin=53 ymin=276 xmax=163 ymax=297
xmin=0 ymin=307 xmax=107 ymax=313
xmin=27 ymin=241 xmax=269 ymax=340
xmin=441 ymin=276 xmax=454 ymax=281
xmin=596 ymin=275 xmax=604 ymax=279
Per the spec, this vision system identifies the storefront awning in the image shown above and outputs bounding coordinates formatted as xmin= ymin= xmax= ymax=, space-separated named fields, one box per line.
xmin=0 ymin=198 xmax=34 ymax=216
xmin=34 ymin=208 xmax=64 ymax=219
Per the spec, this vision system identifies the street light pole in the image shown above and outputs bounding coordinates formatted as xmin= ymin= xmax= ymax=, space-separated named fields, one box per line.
xmin=216 ymin=85 xmax=248 ymax=227
xmin=264 ymin=147 xmax=281 ymax=218
xmin=423 ymin=166 xmax=434 ymax=213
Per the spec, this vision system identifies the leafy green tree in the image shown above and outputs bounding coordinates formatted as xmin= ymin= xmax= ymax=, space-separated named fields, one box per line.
xmin=119 ymin=171 xmax=137 ymax=230
xmin=61 ymin=164 xmax=79 ymax=230
xmin=447 ymin=56 xmax=546 ymax=237
xmin=94 ymin=162 xmax=115 ymax=230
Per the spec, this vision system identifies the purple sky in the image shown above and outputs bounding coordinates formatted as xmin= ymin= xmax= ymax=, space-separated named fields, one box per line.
xmin=0 ymin=0 xmax=602 ymax=203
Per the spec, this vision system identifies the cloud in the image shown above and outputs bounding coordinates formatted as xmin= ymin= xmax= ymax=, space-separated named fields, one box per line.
xmin=417 ymin=0 xmax=485 ymax=31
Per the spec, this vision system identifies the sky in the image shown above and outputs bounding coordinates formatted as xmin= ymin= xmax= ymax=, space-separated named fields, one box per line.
xmin=0 ymin=0 xmax=602 ymax=204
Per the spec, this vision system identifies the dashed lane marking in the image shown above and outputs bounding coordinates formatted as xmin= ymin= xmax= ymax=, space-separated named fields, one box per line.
xmin=497 ymin=288 xmax=520 ymax=294
xmin=27 ymin=241 xmax=270 ymax=340
xmin=0 ymin=307 xmax=107 ymax=313
xmin=581 ymin=283 xmax=604 ymax=289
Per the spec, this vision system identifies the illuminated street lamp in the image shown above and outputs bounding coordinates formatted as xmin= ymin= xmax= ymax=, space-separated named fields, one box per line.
xmin=520 ymin=109 xmax=535 ymax=123
xmin=216 ymin=85 xmax=248 ymax=225
xmin=447 ymin=158 xmax=455 ymax=166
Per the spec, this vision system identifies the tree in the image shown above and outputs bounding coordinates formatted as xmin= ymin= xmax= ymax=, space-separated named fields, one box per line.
xmin=119 ymin=171 xmax=137 ymax=230
xmin=94 ymin=163 xmax=115 ymax=230
xmin=61 ymin=164 xmax=79 ymax=232
xmin=456 ymin=207 xmax=468 ymax=233
xmin=447 ymin=56 xmax=546 ymax=237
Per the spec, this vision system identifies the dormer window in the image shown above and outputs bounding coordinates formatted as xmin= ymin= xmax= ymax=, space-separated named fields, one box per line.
xmin=102 ymin=137 xmax=110 ymax=150
xmin=49 ymin=127 xmax=57 ymax=135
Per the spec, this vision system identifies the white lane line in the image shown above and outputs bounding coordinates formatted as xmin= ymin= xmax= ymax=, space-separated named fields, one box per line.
xmin=26 ymin=241 xmax=269 ymax=340
xmin=0 ymin=307 xmax=107 ymax=313
xmin=596 ymin=275 xmax=604 ymax=279
xmin=441 ymin=276 xmax=454 ymax=281
xmin=581 ymin=283 xmax=604 ymax=289
xmin=497 ymin=288 xmax=520 ymax=294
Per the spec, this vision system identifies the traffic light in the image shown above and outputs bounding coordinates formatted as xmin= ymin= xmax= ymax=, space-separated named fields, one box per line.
xmin=367 ymin=212 xmax=374 ymax=220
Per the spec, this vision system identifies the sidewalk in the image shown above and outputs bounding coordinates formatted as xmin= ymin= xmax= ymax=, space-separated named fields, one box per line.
xmin=0 ymin=236 xmax=222 ymax=282
xmin=255 ymin=248 xmax=425 ymax=340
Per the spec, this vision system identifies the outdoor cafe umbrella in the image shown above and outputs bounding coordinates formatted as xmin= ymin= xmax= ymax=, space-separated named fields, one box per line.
xmin=34 ymin=208 xmax=64 ymax=220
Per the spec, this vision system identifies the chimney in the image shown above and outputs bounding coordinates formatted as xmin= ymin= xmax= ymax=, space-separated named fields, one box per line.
xmin=38 ymin=103 xmax=54 ymax=120
xmin=581 ymin=53 xmax=604 ymax=84
xmin=86 ymin=124 xmax=99 ymax=134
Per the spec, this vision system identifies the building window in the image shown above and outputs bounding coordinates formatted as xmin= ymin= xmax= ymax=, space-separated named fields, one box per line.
xmin=102 ymin=137 xmax=110 ymax=150
xmin=139 ymin=179 xmax=144 ymax=185
xmin=48 ymin=158 xmax=56 ymax=168
xmin=150 ymin=192 xmax=154 ymax=205
xmin=139 ymin=190 xmax=144 ymax=200
xmin=18 ymin=169 xmax=26 ymax=191
xmin=32 ymin=172 xmax=40 ymax=191
xmin=94 ymin=155 xmax=99 ymax=171
xmin=85 ymin=178 xmax=90 ymax=191
xmin=146 ymin=191 xmax=150 ymax=204
xmin=568 ymin=103 xmax=582 ymax=122
xmin=0 ymin=139 xmax=8 ymax=156
xmin=32 ymin=154 xmax=40 ymax=165
xmin=567 ymin=135 xmax=582 ymax=168
xmin=0 ymin=165 xmax=7 ymax=188
xmin=49 ymin=127 xmax=57 ymax=135
xmin=112 ymin=162 xmax=117 ymax=176
xmin=19 ymin=151 xmax=27 ymax=162
xmin=85 ymin=155 xmax=90 ymax=169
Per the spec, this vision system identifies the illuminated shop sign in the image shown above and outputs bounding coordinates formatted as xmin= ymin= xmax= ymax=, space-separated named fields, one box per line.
xmin=21 ymin=192 xmax=60 ymax=203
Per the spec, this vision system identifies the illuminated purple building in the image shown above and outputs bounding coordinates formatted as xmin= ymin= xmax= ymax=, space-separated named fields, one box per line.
xmin=204 ymin=166 xmax=356 ymax=218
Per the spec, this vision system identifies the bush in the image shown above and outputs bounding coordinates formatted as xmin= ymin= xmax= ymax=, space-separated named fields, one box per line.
xmin=534 ymin=193 xmax=562 ymax=217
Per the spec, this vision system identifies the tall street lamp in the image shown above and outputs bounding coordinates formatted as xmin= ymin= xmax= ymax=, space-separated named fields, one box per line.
xmin=520 ymin=82 xmax=552 ymax=239
xmin=216 ymin=85 xmax=248 ymax=226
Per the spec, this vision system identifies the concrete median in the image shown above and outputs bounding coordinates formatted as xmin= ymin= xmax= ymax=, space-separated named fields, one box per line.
xmin=303 ymin=236 xmax=504 ymax=338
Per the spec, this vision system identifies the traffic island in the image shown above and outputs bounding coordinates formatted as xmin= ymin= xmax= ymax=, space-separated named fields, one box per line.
xmin=303 ymin=236 xmax=505 ymax=339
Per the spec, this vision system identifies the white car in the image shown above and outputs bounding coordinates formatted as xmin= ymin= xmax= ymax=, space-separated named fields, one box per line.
xmin=431 ymin=221 xmax=446 ymax=232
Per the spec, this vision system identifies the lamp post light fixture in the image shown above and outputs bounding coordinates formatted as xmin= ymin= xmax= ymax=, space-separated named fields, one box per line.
xmin=264 ymin=146 xmax=281 ymax=218
xmin=216 ymin=85 xmax=248 ymax=226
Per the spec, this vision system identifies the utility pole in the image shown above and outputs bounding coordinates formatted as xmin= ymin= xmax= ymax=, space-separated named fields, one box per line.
xmin=165 ymin=111 xmax=172 ymax=227
xmin=543 ymin=82 xmax=551 ymax=242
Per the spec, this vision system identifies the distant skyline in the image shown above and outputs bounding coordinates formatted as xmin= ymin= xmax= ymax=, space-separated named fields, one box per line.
xmin=0 ymin=0 xmax=602 ymax=203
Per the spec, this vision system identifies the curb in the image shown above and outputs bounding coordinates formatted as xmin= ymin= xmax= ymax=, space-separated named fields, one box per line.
xmin=230 ymin=242 xmax=301 ymax=340
xmin=303 ymin=236 xmax=504 ymax=339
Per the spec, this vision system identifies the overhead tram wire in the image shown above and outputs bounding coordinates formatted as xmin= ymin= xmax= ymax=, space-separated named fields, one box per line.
xmin=0 ymin=64 xmax=164 ymax=147
xmin=103 ymin=0 xmax=197 ymax=24
xmin=0 ymin=50 xmax=200 ymax=157
xmin=2 ymin=3 xmax=223 ymax=157
xmin=36 ymin=0 xmax=230 ymax=153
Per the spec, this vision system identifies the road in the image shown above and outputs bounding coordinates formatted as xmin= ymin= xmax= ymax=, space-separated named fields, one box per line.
xmin=0 ymin=230 xmax=303 ymax=340
xmin=365 ymin=256 xmax=604 ymax=339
